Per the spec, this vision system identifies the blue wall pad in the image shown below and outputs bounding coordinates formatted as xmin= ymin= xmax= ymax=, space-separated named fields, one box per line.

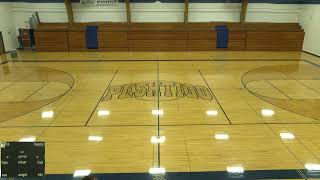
xmin=215 ymin=25 xmax=229 ymax=48
xmin=86 ymin=26 xmax=98 ymax=49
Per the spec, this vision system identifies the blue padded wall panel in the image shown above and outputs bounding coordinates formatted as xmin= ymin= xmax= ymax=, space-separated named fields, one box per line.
xmin=216 ymin=25 xmax=229 ymax=48
xmin=86 ymin=26 xmax=98 ymax=49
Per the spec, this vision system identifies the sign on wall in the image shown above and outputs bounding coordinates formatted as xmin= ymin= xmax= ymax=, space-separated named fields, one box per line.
xmin=80 ymin=0 xmax=120 ymax=6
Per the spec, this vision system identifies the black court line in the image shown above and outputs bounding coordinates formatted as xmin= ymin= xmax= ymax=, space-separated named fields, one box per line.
xmin=296 ymin=135 xmax=320 ymax=163
xmin=0 ymin=68 xmax=75 ymax=126
xmin=245 ymin=98 xmax=318 ymax=177
xmin=0 ymin=81 xmax=15 ymax=93
xmin=157 ymin=60 xmax=161 ymax=168
xmin=157 ymin=60 xmax=160 ymax=137
xmin=3 ymin=122 xmax=320 ymax=128
xmin=296 ymin=79 xmax=320 ymax=95
xmin=303 ymin=50 xmax=320 ymax=58
xmin=272 ymin=63 xmax=320 ymax=95
xmin=0 ymin=71 xmax=36 ymax=94
xmin=265 ymin=80 xmax=293 ymax=99
xmin=303 ymin=59 xmax=320 ymax=67
xmin=84 ymin=70 xmax=118 ymax=126
xmin=241 ymin=63 xmax=320 ymax=122
xmin=199 ymin=69 xmax=232 ymax=124
xmin=23 ymin=82 xmax=49 ymax=102
xmin=285 ymin=73 xmax=320 ymax=95
xmin=1 ymin=57 xmax=319 ymax=178
xmin=1 ymin=58 xmax=318 ymax=128
xmin=8 ymin=59 xmax=304 ymax=63
xmin=297 ymin=169 xmax=308 ymax=180
xmin=258 ymin=59 xmax=320 ymax=168
xmin=184 ymin=139 xmax=192 ymax=172
xmin=152 ymin=144 xmax=155 ymax=167
xmin=264 ymin=121 xmax=308 ymax=175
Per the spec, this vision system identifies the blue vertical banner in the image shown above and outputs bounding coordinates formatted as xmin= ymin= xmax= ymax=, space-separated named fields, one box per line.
xmin=86 ymin=26 xmax=98 ymax=49
xmin=215 ymin=25 xmax=229 ymax=48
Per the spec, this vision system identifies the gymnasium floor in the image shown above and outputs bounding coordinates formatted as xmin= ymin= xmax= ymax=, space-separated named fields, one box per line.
xmin=0 ymin=51 xmax=320 ymax=179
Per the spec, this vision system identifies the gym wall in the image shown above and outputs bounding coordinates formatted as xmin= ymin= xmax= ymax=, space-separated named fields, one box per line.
xmin=0 ymin=1 xmax=319 ymax=56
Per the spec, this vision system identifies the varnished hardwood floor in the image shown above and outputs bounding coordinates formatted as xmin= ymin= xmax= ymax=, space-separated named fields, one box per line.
xmin=0 ymin=51 xmax=320 ymax=179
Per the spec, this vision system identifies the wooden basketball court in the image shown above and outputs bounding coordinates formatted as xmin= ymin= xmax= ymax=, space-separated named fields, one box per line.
xmin=0 ymin=51 xmax=320 ymax=179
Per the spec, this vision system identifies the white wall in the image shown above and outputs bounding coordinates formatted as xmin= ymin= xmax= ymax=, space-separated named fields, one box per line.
xmin=10 ymin=2 xmax=302 ymax=23
xmin=299 ymin=5 xmax=320 ymax=56
xmin=0 ymin=2 xmax=305 ymax=50
xmin=190 ymin=3 xmax=301 ymax=22
xmin=0 ymin=3 xmax=16 ymax=51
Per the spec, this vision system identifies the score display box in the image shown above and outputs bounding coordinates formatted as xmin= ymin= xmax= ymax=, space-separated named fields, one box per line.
xmin=1 ymin=142 xmax=45 ymax=178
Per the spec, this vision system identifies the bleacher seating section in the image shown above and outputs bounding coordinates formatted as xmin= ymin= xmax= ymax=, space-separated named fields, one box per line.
xmin=34 ymin=22 xmax=304 ymax=52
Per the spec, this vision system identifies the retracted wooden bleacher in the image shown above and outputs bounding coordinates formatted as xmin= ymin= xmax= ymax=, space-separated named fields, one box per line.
xmin=245 ymin=23 xmax=304 ymax=51
xmin=34 ymin=22 xmax=304 ymax=52
xmin=67 ymin=23 xmax=129 ymax=52
xmin=34 ymin=23 xmax=69 ymax=52
xmin=128 ymin=23 xmax=187 ymax=51
xmin=187 ymin=22 xmax=246 ymax=51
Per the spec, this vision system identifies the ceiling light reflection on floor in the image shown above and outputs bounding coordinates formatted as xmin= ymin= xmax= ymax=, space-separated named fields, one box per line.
xmin=206 ymin=110 xmax=218 ymax=116
xmin=149 ymin=167 xmax=166 ymax=174
xmin=19 ymin=136 xmax=36 ymax=142
xmin=215 ymin=133 xmax=229 ymax=140
xmin=42 ymin=111 xmax=54 ymax=119
xmin=88 ymin=135 xmax=103 ymax=142
xmin=226 ymin=166 xmax=244 ymax=173
xmin=73 ymin=169 xmax=91 ymax=177
xmin=305 ymin=163 xmax=320 ymax=171
xmin=152 ymin=110 xmax=163 ymax=115
xmin=261 ymin=109 xmax=275 ymax=117
xmin=280 ymin=132 xmax=295 ymax=140
xmin=151 ymin=136 xmax=166 ymax=144
xmin=98 ymin=110 xmax=110 ymax=116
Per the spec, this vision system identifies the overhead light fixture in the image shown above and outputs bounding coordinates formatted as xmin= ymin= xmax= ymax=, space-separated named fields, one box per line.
xmin=41 ymin=111 xmax=54 ymax=119
xmin=73 ymin=169 xmax=91 ymax=177
xmin=261 ymin=109 xmax=274 ymax=117
xmin=152 ymin=110 xmax=163 ymax=115
xmin=280 ymin=132 xmax=295 ymax=140
xmin=305 ymin=163 xmax=320 ymax=171
xmin=215 ymin=133 xmax=229 ymax=140
xmin=149 ymin=167 xmax=166 ymax=174
xmin=151 ymin=136 xmax=166 ymax=144
xmin=19 ymin=136 xmax=36 ymax=142
xmin=226 ymin=166 xmax=244 ymax=173
xmin=88 ymin=135 xmax=103 ymax=142
xmin=206 ymin=110 xmax=218 ymax=116
xmin=98 ymin=110 xmax=110 ymax=116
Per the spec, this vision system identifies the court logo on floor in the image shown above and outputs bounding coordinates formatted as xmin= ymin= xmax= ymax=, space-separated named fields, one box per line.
xmin=103 ymin=81 xmax=213 ymax=101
